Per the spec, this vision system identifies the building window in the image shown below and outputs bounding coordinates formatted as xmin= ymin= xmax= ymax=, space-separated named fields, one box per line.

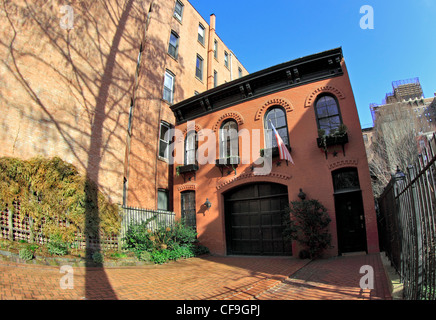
xmin=332 ymin=168 xmax=360 ymax=193
xmin=196 ymin=55 xmax=203 ymax=80
xmin=168 ymin=31 xmax=179 ymax=59
xmin=224 ymin=51 xmax=229 ymax=68
xmin=159 ymin=121 xmax=171 ymax=159
xmin=185 ymin=130 xmax=198 ymax=165
xmin=127 ymin=98 xmax=134 ymax=135
xmin=163 ymin=70 xmax=175 ymax=104
xmin=198 ymin=23 xmax=205 ymax=45
xmin=158 ymin=189 xmax=170 ymax=211
xmin=181 ymin=191 xmax=196 ymax=229
xmin=213 ymin=39 xmax=218 ymax=59
xmin=238 ymin=67 xmax=243 ymax=78
xmin=264 ymin=107 xmax=289 ymax=148
xmin=213 ymin=70 xmax=218 ymax=88
xmin=173 ymin=0 xmax=184 ymax=22
xmin=315 ymin=94 xmax=342 ymax=135
xmin=220 ymin=120 xmax=238 ymax=158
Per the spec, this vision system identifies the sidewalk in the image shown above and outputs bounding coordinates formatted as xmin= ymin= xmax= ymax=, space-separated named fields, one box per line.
xmin=0 ymin=253 xmax=392 ymax=300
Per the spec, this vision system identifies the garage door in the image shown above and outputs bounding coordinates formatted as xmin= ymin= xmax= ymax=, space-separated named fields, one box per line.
xmin=224 ymin=183 xmax=292 ymax=255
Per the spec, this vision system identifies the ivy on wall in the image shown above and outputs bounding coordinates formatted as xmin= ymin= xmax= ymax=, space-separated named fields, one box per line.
xmin=0 ymin=157 xmax=121 ymax=242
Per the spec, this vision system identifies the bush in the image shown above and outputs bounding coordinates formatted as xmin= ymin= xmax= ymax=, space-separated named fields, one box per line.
xmin=19 ymin=247 xmax=34 ymax=261
xmin=92 ymin=252 xmax=104 ymax=264
xmin=47 ymin=234 xmax=70 ymax=256
xmin=123 ymin=220 xmax=207 ymax=264
xmin=283 ymin=199 xmax=332 ymax=259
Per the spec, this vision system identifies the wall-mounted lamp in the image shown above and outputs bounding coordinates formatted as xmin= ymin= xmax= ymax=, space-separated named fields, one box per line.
xmin=204 ymin=198 xmax=212 ymax=209
xmin=298 ymin=188 xmax=306 ymax=201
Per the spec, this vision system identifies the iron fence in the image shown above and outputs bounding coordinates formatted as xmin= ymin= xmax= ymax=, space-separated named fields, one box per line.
xmin=0 ymin=203 xmax=175 ymax=250
xmin=120 ymin=206 xmax=175 ymax=238
xmin=378 ymin=133 xmax=436 ymax=300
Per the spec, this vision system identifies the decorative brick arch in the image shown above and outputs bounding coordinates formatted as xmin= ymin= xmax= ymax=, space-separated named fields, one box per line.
xmin=216 ymin=172 xmax=292 ymax=191
xmin=328 ymin=159 xmax=359 ymax=171
xmin=177 ymin=184 xmax=197 ymax=192
xmin=212 ymin=111 xmax=245 ymax=132
xmin=305 ymin=85 xmax=346 ymax=108
xmin=254 ymin=98 xmax=293 ymax=121
xmin=177 ymin=123 xmax=204 ymax=143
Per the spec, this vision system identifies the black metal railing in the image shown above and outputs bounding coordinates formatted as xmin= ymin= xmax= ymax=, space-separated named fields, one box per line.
xmin=378 ymin=133 xmax=436 ymax=300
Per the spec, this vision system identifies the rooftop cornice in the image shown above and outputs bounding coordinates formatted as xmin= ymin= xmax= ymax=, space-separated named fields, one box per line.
xmin=171 ymin=47 xmax=344 ymax=124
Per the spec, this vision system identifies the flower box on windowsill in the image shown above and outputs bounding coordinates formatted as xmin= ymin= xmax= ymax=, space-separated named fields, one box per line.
xmin=260 ymin=146 xmax=292 ymax=158
xmin=215 ymin=156 xmax=240 ymax=166
xmin=177 ymin=164 xmax=199 ymax=174
xmin=317 ymin=132 xmax=349 ymax=149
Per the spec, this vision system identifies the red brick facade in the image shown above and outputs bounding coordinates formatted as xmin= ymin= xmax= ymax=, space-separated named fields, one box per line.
xmin=171 ymin=49 xmax=379 ymax=257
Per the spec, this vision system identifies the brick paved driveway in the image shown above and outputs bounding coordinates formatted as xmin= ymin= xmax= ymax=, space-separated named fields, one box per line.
xmin=0 ymin=253 xmax=391 ymax=300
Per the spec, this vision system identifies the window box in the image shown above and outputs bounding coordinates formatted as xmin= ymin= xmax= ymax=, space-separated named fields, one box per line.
xmin=317 ymin=132 xmax=349 ymax=149
xmin=215 ymin=156 xmax=240 ymax=166
xmin=177 ymin=164 xmax=199 ymax=174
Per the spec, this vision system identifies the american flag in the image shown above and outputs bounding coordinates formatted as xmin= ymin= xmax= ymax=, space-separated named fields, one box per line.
xmin=270 ymin=122 xmax=294 ymax=164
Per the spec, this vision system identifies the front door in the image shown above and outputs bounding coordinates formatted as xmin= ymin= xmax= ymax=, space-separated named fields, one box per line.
xmin=224 ymin=183 xmax=291 ymax=256
xmin=334 ymin=191 xmax=367 ymax=254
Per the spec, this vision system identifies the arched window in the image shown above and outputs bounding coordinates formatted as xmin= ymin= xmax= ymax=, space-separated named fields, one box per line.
xmin=332 ymin=167 xmax=360 ymax=193
xmin=264 ymin=107 xmax=289 ymax=148
xmin=315 ymin=95 xmax=342 ymax=135
xmin=184 ymin=130 xmax=197 ymax=165
xmin=219 ymin=120 xmax=238 ymax=158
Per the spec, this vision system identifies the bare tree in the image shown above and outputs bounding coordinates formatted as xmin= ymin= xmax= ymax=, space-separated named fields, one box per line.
xmin=369 ymin=102 xmax=419 ymax=197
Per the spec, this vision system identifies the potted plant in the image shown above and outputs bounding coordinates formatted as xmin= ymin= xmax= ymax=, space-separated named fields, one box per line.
xmin=317 ymin=124 xmax=348 ymax=150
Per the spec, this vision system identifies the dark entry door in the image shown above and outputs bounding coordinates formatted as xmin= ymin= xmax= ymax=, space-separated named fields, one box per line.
xmin=224 ymin=183 xmax=291 ymax=256
xmin=334 ymin=191 xmax=367 ymax=254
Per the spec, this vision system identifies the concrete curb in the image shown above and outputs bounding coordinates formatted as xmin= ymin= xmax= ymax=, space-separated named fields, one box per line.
xmin=380 ymin=252 xmax=403 ymax=300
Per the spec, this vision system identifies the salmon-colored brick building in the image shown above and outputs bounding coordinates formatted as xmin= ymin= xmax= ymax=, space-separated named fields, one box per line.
xmin=170 ymin=48 xmax=379 ymax=257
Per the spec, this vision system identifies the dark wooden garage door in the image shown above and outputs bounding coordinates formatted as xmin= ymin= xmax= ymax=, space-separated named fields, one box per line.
xmin=224 ymin=183 xmax=292 ymax=256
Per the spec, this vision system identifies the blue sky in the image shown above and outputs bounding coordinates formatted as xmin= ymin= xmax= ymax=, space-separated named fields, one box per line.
xmin=188 ymin=0 xmax=436 ymax=129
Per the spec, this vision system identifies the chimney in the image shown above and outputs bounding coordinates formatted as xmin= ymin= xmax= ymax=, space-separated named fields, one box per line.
xmin=210 ymin=14 xmax=216 ymax=31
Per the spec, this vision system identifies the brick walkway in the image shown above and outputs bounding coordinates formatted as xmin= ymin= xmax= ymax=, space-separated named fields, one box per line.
xmin=0 ymin=253 xmax=391 ymax=300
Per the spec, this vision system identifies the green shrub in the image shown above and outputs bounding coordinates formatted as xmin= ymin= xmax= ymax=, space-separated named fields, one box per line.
xmin=150 ymin=249 xmax=171 ymax=264
xmin=283 ymin=199 xmax=332 ymax=259
xmin=47 ymin=234 xmax=69 ymax=256
xmin=19 ymin=247 xmax=34 ymax=261
xmin=92 ymin=252 xmax=104 ymax=264
xmin=139 ymin=251 xmax=151 ymax=262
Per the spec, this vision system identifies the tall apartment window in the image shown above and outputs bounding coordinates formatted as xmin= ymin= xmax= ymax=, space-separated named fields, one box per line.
xmin=214 ymin=70 xmax=218 ymax=88
xmin=181 ymin=191 xmax=196 ymax=229
xmin=196 ymin=55 xmax=203 ymax=80
xmin=157 ymin=189 xmax=169 ymax=211
xmin=238 ymin=67 xmax=243 ymax=78
xmin=213 ymin=40 xmax=218 ymax=59
xmin=198 ymin=24 xmax=205 ymax=45
xmin=264 ymin=107 xmax=289 ymax=149
xmin=163 ymin=70 xmax=175 ymax=104
xmin=224 ymin=51 xmax=229 ymax=68
xmin=185 ymin=130 xmax=197 ymax=165
xmin=127 ymin=98 xmax=134 ymax=135
xmin=168 ymin=31 xmax=179 ymax=59
xmin=315 ymin=94 xmax=342 ymax=135
xmin=159 ymin=121 xmax=171 ymax=159
xmin=220 ymin=120 xmax=239 ymax=158
xmin=173 ymin=0 xmax=184 ymax=22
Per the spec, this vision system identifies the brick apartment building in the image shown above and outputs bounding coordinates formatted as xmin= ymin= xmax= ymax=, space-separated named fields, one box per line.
xmin=170 ymin=48 xmax=379 ymax=257
xmin=0 ymin=0 xmax=247 ymax=209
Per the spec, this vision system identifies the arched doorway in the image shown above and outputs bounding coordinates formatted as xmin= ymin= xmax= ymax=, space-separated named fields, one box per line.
xmin=224 ymin=182 xmax=291 ymax=255
xmin=332 ymin=168 xmax=367 ymax=254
